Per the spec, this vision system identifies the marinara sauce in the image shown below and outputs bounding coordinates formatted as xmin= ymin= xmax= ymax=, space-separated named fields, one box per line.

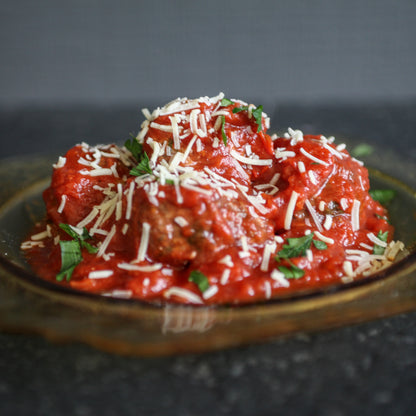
xmin=22 ymin=93 xmax=403 ymax=305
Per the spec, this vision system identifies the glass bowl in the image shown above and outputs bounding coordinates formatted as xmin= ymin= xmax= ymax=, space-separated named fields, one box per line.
xmin=0 ymin=146 xmax=415 ymax=356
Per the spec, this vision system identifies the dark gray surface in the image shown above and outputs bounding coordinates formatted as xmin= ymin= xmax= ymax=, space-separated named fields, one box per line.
xmin=0 ymin=314 xmax=415 ymax=416
xmin=1 ymin=0 xmax=416 ymax=105
xmin=0 ymin=103 xmax=415 ymax=415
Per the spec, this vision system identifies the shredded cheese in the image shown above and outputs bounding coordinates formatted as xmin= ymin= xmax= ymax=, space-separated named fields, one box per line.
xmin=230 ymin=149 xmax=273 ymax=166
xmin=125 ymin=180 xmax=135 ymax=220
xmin=351 ymin=199 xmax=361 ymax=231
xmin=271 ymin=270 xmax=290 ymax=287
xmin=164 ymin=287 xmax=203 ymax=304
xmin=220 ymin=268 xmax=231 ymax=285
xmin=57 ymin=195 xmax=67 ymax=214
xmin=88 ymin=270 xmax=114 ymax=279
xmin=97 ymin=224 xmax=116 ymax=258
xmin=300 ymin=147 xmax=330 ymax=166
xmin=134 ymin=222 xmax=151 ymax=263
xmin=284 ymin=191 xmax=299 ymax=230
xmin=367 ymin=232 xmax=388 ymax=247
xmin=118 ymin=263 xmax=162 ymax=272
xmin=203 ymin=285 xmax=218 ymax=300
xmin=53 ymin=156 xmax=67 ymax=169
xmin=305 ymin=199 xmax=323 ymax=232
xmin=314 ymin=231 xmax=335 ymax=245
xmin=260 ymin=242 xmax=277 ymax=272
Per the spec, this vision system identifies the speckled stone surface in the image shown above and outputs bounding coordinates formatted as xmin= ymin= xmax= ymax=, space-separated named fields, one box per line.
xmin=0 ymin=313 xmax=415 ymax=416
xmin=0 ymin=103 xmax=415 ymax=415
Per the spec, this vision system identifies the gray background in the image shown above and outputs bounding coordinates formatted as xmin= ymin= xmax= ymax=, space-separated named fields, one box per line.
xmin=1 ymin=0 xmax=415 ymax=107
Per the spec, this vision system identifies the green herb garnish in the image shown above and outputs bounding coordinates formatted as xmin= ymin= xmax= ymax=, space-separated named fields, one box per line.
xmin=57 ymin=224 xmax=97 ymax=281
xmin=277 ymin=234 xmax=314 ymax=259
xmin=221 ymin=115 xmax=227 ymax=146
xmin=369 ymin=189 xmax=396 ymax=206
xmin=129 ymin=151 xmax=152 ymax=176
xmin=56 ymin=240 xmax=82 ymax=282
xmin=251 ymin=105 xmax=264 ymax=132
xmin=232 ymin=106 xmax=248 ymax=114
xmin=59 ymin=224 xmax=98 ymax=254
xmin=124 ymin=136 xmax=144 ymax=161
xmin=373 ymin=230 xmax=388 ymax=255
xmin=312 ymin=239 xmax=328 ymax=250
xmin=278 ymin=264 xmax=305 ymax=279
xmin=352 ymin=143 xmax=374 ymax=158
xmin=276 ymin=233 xmax=328 ymax=260
xmin=189 ymin=270 xmax=210 ymax=293
xmin=125 ymin=136 xmax=152 ymax=176
xmin=221 ymin=98 xmax=233 ymax=107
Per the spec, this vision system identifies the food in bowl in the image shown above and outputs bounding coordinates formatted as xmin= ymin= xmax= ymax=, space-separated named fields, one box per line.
xmin=21 ymin=93 xmax=404 ymax=304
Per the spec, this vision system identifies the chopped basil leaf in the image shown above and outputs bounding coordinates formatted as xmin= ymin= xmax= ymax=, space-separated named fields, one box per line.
xmin=252 ymin=105 xmax=263 ymax=132
xmin=59 ymin=223 xmax=81 ymax=240
xmin=126 ymin=134 xmax=152 ymax=176
xmin=81 ymin=241 xmax=99 ymax=254
xmin=189 ymin=270 xmax=210 ymax=293
xmin=373 ymin=231 xmax=388 ymax=255
xmin=278 ymin=264 xmax=305 ymax=279
xmin=124 ymin=137 xmax=144 ymax=162
xmin=312 ymin=239 xmax=328 ymax=250
xmin=351 ymin=143 xmax=374 ymax=158
xmin=221 ymin=115 xmax=227 ymax=145
xmin=369 ymin=189 xmax=396 ymax=206
xmin=59 ymin=223 xmax=91 ymax=241
xmin=57 ymin=240 xmax=82 ymax=281
xmin=232 ymin=106 xmax=248 ymax=114
xmin=277 ymin=234 xmax=314 ymax=259
xmin=59 ymin=224 xmax=98 ymax=254
xmin=221 ymin=98 xmax=233 ymax=107
xmin=276 ymin=234 xmax=328 ymax=261
xmin=130 ymin=152 xmax=152 ymax=176
xmin=57 ymin=223 xmax=98 ymax=281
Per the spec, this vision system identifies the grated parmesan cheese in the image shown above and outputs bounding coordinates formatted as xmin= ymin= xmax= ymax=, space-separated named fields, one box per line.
xmin=88 ymin=270 xmax=113 ymax=279
xmin=230 ymin=149 xmax=273 ymax=166
xmin=220 ymin=269 xmax=231 ymax=285
xmin=284 ymin=191 xmax=298 ymax=230
xmin=53 ymin=156 xmax=67 ymax=169
xmin=323 ymin=214 xmax=333 ymax=231
xmin=305 ymin=199 xmax=323 ymax=232
xmin=117 ymin=263 xmax=162 ymax=272
xmin=134 ymin=222 xmax=151 ymax=263
xmin=351 ymin=199 xmax=361 ymax=231
xmin=57 ymin=195 xmax=67 ymax=214
xmin=314 ymin=231 xmax=335 ymax=245
xmin=300 ymin=147 xmax=330 ymax=166
xmin=203 ymin=285 xmax=218 ymax=299
xmin=260 ymin=242 xmax=277 ymax=272
xmin=164 ymin=287 xmax=203 ymax=304
xmin=271 ymin=270 xmax=290 ymax=287
xmin=97 ymin=224 xmax=116 ymax=258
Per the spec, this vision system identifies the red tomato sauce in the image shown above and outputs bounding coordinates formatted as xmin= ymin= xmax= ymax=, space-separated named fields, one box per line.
xmin=22 ymin=94 xmax=402 ymax=305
